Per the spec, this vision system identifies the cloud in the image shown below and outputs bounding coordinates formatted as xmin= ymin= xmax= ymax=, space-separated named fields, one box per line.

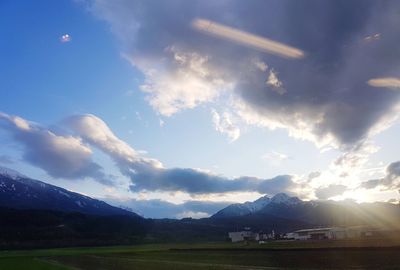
xmin=0 ymin=112 xmax=112 ymax=185
xmin=191 ymin=18 xmax=305 ymax=59
xmin=363 ymin=33 xmax=381 ymax=42
xmin=68 ymin=114 xmax=298 ymax=195
xmin=211 ymin=109 xmax=240 ymax=142
xmin=253 ymin=59 xmax=268 ymax=72
xmin=266 ymin=69 xmax=286 ymax=95
xmin=66 ymin=114 xmax=163 ymax=172
xmin=90 ymin=0 xmax=400 ymax=149
xmin=332 ymin=141 xmax=379 ymax=178
xmin=315 ymin=184 xmax=348 ymax=200
xmin=106 ymin=197 xmax=231 ymax=219
xmin=130 ymin=168 xmax=296 ymax=195
xmin=360 ymin=161 xmax=400 ymax=191
xmin=0 ymin=155 xmax=14 ymax=165
xmin=175 ymin=211 xmax=209 ymax=219
xmin=261 ymin=151 xmax=290 ymax=166
xmin=124 ymin=47 xmax=233 ymax=116
xmin=308 ymin=171 xmax=321 ymax=181
xmin=368 ymin=77 xmax=400 ymax=89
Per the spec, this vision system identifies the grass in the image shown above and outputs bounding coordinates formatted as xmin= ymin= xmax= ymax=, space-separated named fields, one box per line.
xmin=1 ymin=239 xmax=400 ymax=270
xmin=0 ymin=257 xmax=71 ymax=270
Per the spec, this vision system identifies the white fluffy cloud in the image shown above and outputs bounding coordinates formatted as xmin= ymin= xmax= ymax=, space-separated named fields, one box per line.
xmin=0 ymin=112 xmax=111 ymax=185
xmin=125 ymin=47 xmax=234 ymax=116
xmin=66 ymin=114 xmax=163 ymax=175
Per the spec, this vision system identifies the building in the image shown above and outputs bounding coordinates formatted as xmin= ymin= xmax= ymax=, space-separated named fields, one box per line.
xmin=255 ymin=230 xmax=275 ymax=241
xmin=228 ymin=229 xmax=276 ymax=242
xmin=288 ymin=225 xmax=390 ymax=241
xmin=290 ymin=227 xmax=346 ymax=240
xmin=228 ymin=230 xmax=255 ymax=242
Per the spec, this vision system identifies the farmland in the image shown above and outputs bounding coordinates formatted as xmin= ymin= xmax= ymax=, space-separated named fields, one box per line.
xmin=1 ymin=240 xmax=400 ymax=270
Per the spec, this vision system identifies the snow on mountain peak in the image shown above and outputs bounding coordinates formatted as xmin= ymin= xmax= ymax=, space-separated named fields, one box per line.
xmin=213 ymin=193 xmax=302 ymax=218
xmin=253 ymin=195 xmax=271 ymax=208
xmin=271 ymin=193 xmax=301 ymax=205
xmin=0 ymin=167 xmax=27 ymax=180
xmin=271 ymin=193 xmax=290 ymax=203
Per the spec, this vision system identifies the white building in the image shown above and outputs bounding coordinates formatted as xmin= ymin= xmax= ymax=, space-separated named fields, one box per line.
xmin=291 ymin=227 xmax=346 ymax=240
xmin=288 ymin=226 xmax=384 ymax=241
xmin=228 ymin=230 xmax=254 ymax=242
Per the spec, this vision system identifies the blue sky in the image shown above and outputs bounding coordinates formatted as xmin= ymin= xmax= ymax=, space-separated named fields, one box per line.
xmin=1 ymin=0 xmax=400 ymax=218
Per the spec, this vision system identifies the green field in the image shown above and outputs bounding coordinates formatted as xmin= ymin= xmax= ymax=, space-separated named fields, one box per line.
xmin=1 ymin=240 xmax=400 ymax=270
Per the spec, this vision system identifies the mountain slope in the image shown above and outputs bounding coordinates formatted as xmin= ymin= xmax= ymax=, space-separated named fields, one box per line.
xmin=0 ymin=167 xmax=137 ymax=217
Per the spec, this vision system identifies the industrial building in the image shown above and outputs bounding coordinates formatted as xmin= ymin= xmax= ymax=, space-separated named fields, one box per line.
xmin=289 ymin=227 xmax=346 ymax=240
xmin=287 ymin=226 xmax=389 ymax=241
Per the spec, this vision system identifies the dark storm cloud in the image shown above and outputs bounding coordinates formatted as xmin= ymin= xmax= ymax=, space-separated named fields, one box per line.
xmin=315 ymin=184 xmax=348 ymax=200
xmin=360 ymin=161 xmax=400 ymax=191
xmin=0 ymin=112 xmax=112 ymax=185
xmin=129 ymin=168 xmax=296 ymax=194
xmin=91 ymin=0 xmax=400 ymax=148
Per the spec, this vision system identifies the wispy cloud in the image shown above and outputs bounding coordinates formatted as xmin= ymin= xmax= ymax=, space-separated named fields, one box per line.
xmin=261 ymin=151 xmax=290 ymax=166
xmin=315 ymin=184 xmax=348 ymax=200
xmin=211 ymin=109 xmax=240 ymax=142
xmin=266 ymin=69 xmax=286 ymax=95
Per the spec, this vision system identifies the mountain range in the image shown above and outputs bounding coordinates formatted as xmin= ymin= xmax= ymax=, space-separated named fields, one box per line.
xmin=0 ymin=166 xmax=399 ymax=248
xmin=212 ymin=193 xmax=302 ymax=218
xmin=213 ymin=192 xmax=400 ymax=230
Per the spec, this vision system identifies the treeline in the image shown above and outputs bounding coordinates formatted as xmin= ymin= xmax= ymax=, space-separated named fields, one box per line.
xmin=0 ymin=207 xmax=148 ymax=249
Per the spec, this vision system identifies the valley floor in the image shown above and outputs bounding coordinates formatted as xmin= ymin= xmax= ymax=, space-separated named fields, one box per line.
xmin=1 ymin=239 xmax=400 ymax=270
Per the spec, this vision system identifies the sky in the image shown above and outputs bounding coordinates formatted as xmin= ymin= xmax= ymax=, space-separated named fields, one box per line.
xmin=0 ymin=0 xmax=400 ymax=219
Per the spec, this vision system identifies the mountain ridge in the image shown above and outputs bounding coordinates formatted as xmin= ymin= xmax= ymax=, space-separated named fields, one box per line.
xmin=0 ymin=166 xmax=137 ymax=217
xmin=212 ymin=192 xmax=303 ymax=218
xmin=212 ymin=192 xmax=400 ymax=230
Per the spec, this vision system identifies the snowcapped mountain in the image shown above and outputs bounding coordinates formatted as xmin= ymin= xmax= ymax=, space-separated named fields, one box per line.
xmin=212 ymin=192 xmax=400 ymax=230
xmin=212 ymin=193 xmax=302 ymax=218
xmin=214 ymin=195 xmax=271 ymax=218
xmin=0 ymin=167 xmax=137 ymax=217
